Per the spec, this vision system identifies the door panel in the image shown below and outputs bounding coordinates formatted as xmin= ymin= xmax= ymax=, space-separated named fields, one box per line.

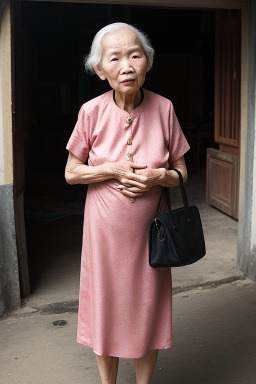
xmin=215 ymin=13 xmax=240 ymax=148
xmin=207 ymin=148 xmax=239 ymax=219
xmin=207 ymin=10 xmax=240 ymax=220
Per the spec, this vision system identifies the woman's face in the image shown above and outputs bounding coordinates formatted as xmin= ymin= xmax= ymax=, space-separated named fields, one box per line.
xmin=94 ymin=29 xmax=150 ymax=96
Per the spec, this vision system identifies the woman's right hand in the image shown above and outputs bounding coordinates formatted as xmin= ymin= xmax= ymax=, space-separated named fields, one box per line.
xmin=106 ymin=160 xmax=148 ymax=198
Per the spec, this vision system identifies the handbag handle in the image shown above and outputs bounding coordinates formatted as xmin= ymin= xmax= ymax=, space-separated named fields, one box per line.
xmin=157 ymin=169 xmax=189 ymax=215
xmin=172 ymin=168 xmax=189 ymax=208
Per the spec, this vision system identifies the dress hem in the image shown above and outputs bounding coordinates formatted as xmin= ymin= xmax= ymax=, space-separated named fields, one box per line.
xmin=77 ymin=337 xmax=172 ymax=358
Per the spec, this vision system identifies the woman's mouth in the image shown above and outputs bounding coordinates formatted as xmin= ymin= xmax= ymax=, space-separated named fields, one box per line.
xmin=122 ymin=79 xmax=135 ymax=85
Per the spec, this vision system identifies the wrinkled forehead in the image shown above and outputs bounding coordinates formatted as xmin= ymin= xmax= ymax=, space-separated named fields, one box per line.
xmin=101 ymin=29 xmax=142 ymax=52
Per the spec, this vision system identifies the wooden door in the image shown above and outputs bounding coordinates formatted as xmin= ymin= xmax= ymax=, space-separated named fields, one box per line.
xmin=12 ymin=0 xmax=31 ymax=298
xmin=206 ymin=10 xmax=241 ymax=219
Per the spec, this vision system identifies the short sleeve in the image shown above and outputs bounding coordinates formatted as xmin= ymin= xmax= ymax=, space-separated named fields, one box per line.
xmin=168 ymin=103 xmax=190 ymax=165
xmin=66 ymin=105 xmax=90 ymax=163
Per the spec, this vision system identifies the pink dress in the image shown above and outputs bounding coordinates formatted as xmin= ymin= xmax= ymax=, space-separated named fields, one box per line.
xmin=66 ymin=88 xmax=190 ymax=358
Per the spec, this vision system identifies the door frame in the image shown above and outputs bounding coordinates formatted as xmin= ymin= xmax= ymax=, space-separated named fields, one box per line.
xmin=1 ymin=0 xmax=253 ymax=299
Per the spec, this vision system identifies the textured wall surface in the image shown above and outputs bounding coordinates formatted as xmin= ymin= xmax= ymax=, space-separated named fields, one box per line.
xmin=237 ymin=0 xmax=256 ymax=282
xmin=1 ymin=0 xmax=13 ymax=184
xmin=248 ymin=0 xmax=256 ymax=282
xmin=0 ymin=184 xmax=20 ymax=318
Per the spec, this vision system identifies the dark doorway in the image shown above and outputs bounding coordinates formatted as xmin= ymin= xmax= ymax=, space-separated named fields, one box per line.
xmin=19 ymin=2 xmax=215 ymax=300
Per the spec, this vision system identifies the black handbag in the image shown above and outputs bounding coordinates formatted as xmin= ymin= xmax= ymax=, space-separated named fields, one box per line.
xmin=149 ymin=169 xmax=206 ymax=268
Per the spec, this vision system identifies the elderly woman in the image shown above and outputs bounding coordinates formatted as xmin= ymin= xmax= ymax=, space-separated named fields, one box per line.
xmin=65 ymin=22 xmax=190 ymax=384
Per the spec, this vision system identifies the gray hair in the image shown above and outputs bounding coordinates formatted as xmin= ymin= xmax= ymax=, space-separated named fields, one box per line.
xmin=84 ymin=22 xmax=154 ymax=75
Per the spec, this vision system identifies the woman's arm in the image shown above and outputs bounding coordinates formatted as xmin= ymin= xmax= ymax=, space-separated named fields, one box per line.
xmin=158 ymin=155 xmax=188 ymax=187
xmin=65 ymin=152 xmax=113 ymax=185
xmin=64 ymin=152 xmax=148 ymax=198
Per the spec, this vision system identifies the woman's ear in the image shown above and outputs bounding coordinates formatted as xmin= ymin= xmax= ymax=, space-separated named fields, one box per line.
xmin=94 ymin=64 xmax=106 ymax=80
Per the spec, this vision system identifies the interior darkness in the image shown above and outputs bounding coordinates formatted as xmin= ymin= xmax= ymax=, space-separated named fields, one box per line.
xmin=20 ymin=2 xmax=216 ymax=293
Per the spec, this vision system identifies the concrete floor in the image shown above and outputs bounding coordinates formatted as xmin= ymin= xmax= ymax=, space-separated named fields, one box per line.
xmin=1 ymin=279 xmax=256 ymax=384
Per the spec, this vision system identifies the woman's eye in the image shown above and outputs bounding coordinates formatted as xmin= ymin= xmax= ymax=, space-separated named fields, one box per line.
xmin=111 ymin=58 xmax=118 ymax=62
xmin=132 ymin=55 xmax=139 ymax=59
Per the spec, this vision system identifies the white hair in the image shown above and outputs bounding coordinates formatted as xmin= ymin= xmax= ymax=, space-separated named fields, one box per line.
xmin=84 ymin=22 xmax=154 ymax=75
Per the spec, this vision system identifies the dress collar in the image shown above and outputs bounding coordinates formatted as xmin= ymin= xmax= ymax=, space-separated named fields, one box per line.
xmin=111 ymin=87 xmax=145 ymax=117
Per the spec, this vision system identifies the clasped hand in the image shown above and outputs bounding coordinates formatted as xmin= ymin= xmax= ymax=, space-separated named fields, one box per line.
xmin=109 ymin=160 xmax=165 ymax=198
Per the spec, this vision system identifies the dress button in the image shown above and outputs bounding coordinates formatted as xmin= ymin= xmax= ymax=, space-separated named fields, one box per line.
xmin=127 ymin=153 xmax=132 ymax=158
xmin=127 ymin=139 xmax=132 ymax=145
xmin=126 ymin=117 xmax=132 ymax=124
xmin=130 ymin=198 xmax=136 ymax=203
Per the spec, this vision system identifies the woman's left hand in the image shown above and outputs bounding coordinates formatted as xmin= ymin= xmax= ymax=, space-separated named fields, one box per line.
xmin=116 ymin=167 xmax=165 ymax=196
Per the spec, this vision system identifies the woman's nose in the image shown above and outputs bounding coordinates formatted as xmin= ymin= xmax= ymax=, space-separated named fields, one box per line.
xmin=120 ymin=58 xmax=134 ymax=74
